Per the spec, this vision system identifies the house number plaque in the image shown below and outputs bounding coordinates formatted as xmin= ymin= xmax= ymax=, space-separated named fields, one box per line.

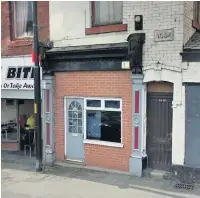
xmin=154 ymin=29 xmax=174 ymax=42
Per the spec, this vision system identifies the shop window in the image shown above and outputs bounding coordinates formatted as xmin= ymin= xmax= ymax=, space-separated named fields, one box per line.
xmin=1 ymin=99 xmax=34 ymax=143
xmin=1 ymin=99 xmax=18 ymax=141
xmin=13 ymin=1 xmax=33 ymax=38
xmin=85 ymin=98 xmax=122 ymax=143
xmin=92 ymin=1 xmax=123 ymax=26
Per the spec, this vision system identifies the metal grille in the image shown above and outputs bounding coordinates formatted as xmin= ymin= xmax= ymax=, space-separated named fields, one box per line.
xmin=146 ymin=93 xmax=173 ymax=171
xmin=171 ymin=165 xmax=200 ymax=185
xmin=174 ymin=183 xmax=195 ymax=191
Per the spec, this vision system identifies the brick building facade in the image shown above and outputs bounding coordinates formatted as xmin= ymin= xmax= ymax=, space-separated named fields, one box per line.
xmin=2 ymin=1 xmax=199 ymax=179
xmin=42 ymin=1 xmax=200 ymax=176
xmin=1 ymin=2 xmax=49 ymax=151
xmin=1 ymin=1 xmax=49 ymax=56
xmin=40 ymin=1 xmax=200 ymax=178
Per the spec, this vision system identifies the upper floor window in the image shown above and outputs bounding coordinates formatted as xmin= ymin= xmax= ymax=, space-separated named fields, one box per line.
xmin=14 ymin=1 xmax=33 ymax=38
xmin=193 ymin=1 xmax=200 ymax=29
xmin=194 ymin=2 xmax=200 ymax=23
xmin=92 ymin=1 xmax=123 ymax=26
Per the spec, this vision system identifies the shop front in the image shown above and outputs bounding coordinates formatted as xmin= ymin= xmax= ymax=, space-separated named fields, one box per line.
xmin=42 ymin=42 xmax=135 ymax=171
xmin=1 ymin=56 xmax=35 ymax=151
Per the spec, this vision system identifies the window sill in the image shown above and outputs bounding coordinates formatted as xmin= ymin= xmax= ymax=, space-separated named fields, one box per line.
xmin=8 ymin=39 xmax=33 ymax=48
xmin=13 ymin=36 xmax=33 ymax=41
xmin=192 ymin=20 xmax=200 ymax=30
xmin=83 ymin=139 xmax=124 ymax=148
xmin=85 ymin=24 xmax=128 ymax=35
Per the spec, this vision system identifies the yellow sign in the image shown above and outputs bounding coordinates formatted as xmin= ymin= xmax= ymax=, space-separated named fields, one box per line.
xmin=34 ymin=103 xmax=37 ymax=114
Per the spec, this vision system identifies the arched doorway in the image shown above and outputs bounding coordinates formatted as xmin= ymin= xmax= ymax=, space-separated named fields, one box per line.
xmin=146 ymin=81 xmax=173 ymax=171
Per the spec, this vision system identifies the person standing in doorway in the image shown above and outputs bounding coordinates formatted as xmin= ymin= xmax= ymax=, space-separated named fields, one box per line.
xmin=25 ymin=114 xmax=35 ymax=145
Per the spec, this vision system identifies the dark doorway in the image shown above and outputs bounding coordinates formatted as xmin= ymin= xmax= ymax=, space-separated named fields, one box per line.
xmin=146 ymin=92 xmax=173 ymax=171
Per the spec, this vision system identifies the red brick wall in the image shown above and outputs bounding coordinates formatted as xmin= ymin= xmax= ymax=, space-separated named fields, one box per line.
xmin=1 ymin=1 xmax=49 ymax=56
xmin=55 ymin=71 xmax=132 ymax=172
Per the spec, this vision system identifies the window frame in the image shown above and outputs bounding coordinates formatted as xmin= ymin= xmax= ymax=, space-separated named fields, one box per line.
xmin=83 ymin=97 xmax=123 ymax=148
xmin=85 ymin=2 xmax=127 ymax=35
xmin=193 ymin=1 xmax=200 ymax=30
xmin=11 ymin=1 xmax=34 ymax=40
xmin=91 ymin=1 xmax=123 ymax=27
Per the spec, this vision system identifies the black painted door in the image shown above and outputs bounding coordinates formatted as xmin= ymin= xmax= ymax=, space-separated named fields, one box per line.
xmin=147 ymin=93 xmax=173 ymax=171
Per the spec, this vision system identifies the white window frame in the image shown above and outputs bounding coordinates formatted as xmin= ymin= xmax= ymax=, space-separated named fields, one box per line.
xmin=83 ymin=97 xmax=123 ymax=148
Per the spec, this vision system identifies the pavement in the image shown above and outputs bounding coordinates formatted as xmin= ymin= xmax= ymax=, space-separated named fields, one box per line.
xmin=1 ymin=150 xmax=36 ymax=165
xmin=2 ymin=161 xmax=200 ymax=198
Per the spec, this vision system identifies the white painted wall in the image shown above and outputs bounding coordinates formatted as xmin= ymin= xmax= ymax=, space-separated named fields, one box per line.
xmin=49 ymin=1 xmax=199 ymax=166
xmin=49 ymin=1 xmax=128 ymax=46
